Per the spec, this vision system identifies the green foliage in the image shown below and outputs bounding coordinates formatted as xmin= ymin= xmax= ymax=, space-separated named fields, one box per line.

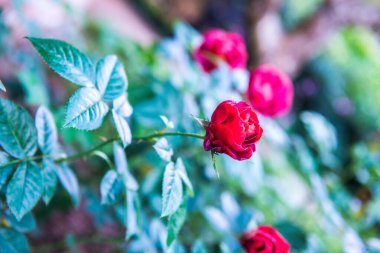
xmin=113 ymin=143 xmax=138 ymax=191
xmin=0 ymin=229 xmax=29 ymax=253
xmin=323 ymin=26 xmax=380 ymax=130
xmin=191 ymin=240 xmax=208 ymax=253
xmin=100 ymin=170 xmax=124 ymax=204
xmin=29 ymin=37 xmax=133 ymax=146
xmin=153 ymin=138 xmax=173 ymax=162
xmin=112 ymin=94 xmax=133 ymax=147
xmin=27 ymin=37 xmax=95 ymax=87
xmin=0 ymin=152 xmax=15 ymax=189
xmin=64 ymin=87 xmax=109 ymax=130
xmin=5 ymin=212 xmax=36 ymax=233
xmin=0 ymin=99 xmax=37 ymax=159
xmin=161 ymin=162 xmax=183 ymax=217
xmin=41 ymin=159 xmax=58 ymax=204
xmin=175 ymin=158 xmax=194 ymax=196
xmin=281 ymin=0 xmax=323 ymax=30
xmin=35 ymin=106 xmax=59 ymax=155
xmin=276 ymin=221 xmax=308 ymax=251
xmin=56 ymin=164 xmax=80 ymax=207
xmin=167 ymin=200 xmax=187 ymax=246
xmin=96 ymin=55 xmax=128 ymax=101
xmin=126 ymin=190 xmax=139 ymax=239
xmin=6 ymin=162 xmax=43 ymax=221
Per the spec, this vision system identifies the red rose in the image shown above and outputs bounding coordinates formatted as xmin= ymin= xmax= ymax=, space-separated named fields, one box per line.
xmin=247 ymin=64 xmax=294 ymax=117
xmin=240 ymin=226 xmax=291 ymax=253
xmin=194 ymin=29 xmax=248 ymax=73
xmin=203 ymin=100 xmax=263 ymax=161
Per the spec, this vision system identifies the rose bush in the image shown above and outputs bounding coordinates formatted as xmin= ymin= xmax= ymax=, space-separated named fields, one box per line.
xmin=194 ymin=29 xmax=248 ymax=72
xmin=0 ymin=1 xmax=376 ymax=250
xmin=203 ymin=100 xmax=263 ymax=160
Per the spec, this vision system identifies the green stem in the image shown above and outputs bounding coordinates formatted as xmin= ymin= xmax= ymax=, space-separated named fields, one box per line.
xmin=1 ymin=131 xmax=204 ymax=167
xmin=134 ymin=131 xmax=204 ymax=141
xmin=55 ymin=137 xmax=118 ymax=163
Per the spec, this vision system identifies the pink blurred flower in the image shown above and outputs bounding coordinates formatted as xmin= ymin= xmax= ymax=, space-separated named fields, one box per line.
xmin=247 ymin=64 xmax=294 ymax=117
xmin=194 ymin=29 xmax=248 ymax=73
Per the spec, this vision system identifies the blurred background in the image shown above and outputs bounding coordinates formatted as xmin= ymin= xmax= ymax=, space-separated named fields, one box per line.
xmin=1 ymin=0 xmax=380 ymax=252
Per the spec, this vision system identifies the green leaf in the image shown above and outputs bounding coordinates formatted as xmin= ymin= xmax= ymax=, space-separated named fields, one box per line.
xmin=126 ymin=190 xmax=139 ymax=239
xmin=176 ymin=158 xmax=194 ymax=196
xmin=0 ymin=152 xmax=15 ymax=189
xmin=5 ymin=212 xmax=36 ymax=233
xmin=64 ymin=87 xmax=109 ymax=130
xmin=41 ymin=159 xmax=58 ymax=205
xmin=56 ymin=164 xmax=80 ymax=207
xmin=6 ymin=162 xmax=43 ymax=221
xmin=191 ymin=240 xmax=207 ymax=253
xmin=100 ymin=170 xmax=124 ymax=205
xmin=276 ymin=221 xmax=308 ymax=251
xmin=0 ymin=99 xmax=37 ymax=159
xmin=167 ymin=201 xmax=187 ymax=246
xmin=114 ymin=143 xmax=138 ymax=191
xmin=161 ymin=162 xmax=183 ymax=217
xmin=27 ymin=37 xmax=95 ymax=87
xmin=0 ymin=229 xmax=29 ymax=253
xmin=35 ymin=106 xmax=59 ymax=155
xmin=153 ymin=138 xmax=173 ymax=162
xmin=112 ymin=94 xmax=132 ymax=148
xmin=18 ymin=70 xmax=49 ymax=106
xmin=96 ymin=55 xmax=128 ymax=101
xmin=0 ymin=79 xmax=5 ymax=92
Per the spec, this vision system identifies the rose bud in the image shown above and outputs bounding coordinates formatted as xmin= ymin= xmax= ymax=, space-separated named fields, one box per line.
xmin=194 ymin=29 xmax=248 ymax=73
xmin=203 ymin=100 xmax=263 ymax=161
xmin=247 ymin=64 xmax=294 ymax=117
xmin=240 ymin=225 xmax=291 ymax=253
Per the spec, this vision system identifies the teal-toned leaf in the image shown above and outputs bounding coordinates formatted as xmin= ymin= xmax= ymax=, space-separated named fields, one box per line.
xmin=27 ymin=37 xmax=95 ymax=87
xmin=161 ymin=162 xmax=183 ymax=217
xmin=160 ymin=115 xmax=174 ymax=129
xmin=220 ymin=243 xmax=232 ymax=253
xmin=276 ymin=221 xmax=307 ymax=251
xmin=41 ymin=159 xmax=57 ymax=204
xmin=0 ymin=79 xmax=5 ymax=92
xmin=64 ymin=87 xmax=109 ymax=130
xmin=6 ymin=212 xmax=36 ymax=233
xmin=203 ymin=207 xmax=230 ymax=234
xmin=35 ymin=106 xmax=58 ymax=155
xmin=0 ymin=99 xmax=37 ymax=159
xmin=100 ymin=170 xmax=124 ymax=205
xmin=56 ymin=164 xmax=80 ymax=207
xmin=114 ymin=143 xmax=138 ymax=191
xmin=113 ymin=93 xmax=133 ymax=118
xmin=300 ymin=111 xmax=337 ymax=152
xmin=112 ymin=94 xmax=132 ymax=147
xmin=91 ymin=150 xmax=114 ymax=169
xmin=96 ymin=55 xmax=128 ymax=101
xmin=126 ymin=190 xmax=139 ymax=239
xmin=153 ymin=138 xmax=173 ymax=162
xmin=175 ymin=158 xmax=194 ymax=196
xmin=167 ymin=201 xmax=187 ymax=246
xmin=0 ymin=229 xmax=29 ymax=253
xmin=18 ymin=70 xmax=49 ymax=106
xmin=191 ymin=240 xmax=207 ymax=253
xmin=173 ymin=21 xmax=202 ymax=51
xmin=0 ymin=152 xmax=15 ymax=189
xmin=6 ymin=162 xmax=43 ymax=221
